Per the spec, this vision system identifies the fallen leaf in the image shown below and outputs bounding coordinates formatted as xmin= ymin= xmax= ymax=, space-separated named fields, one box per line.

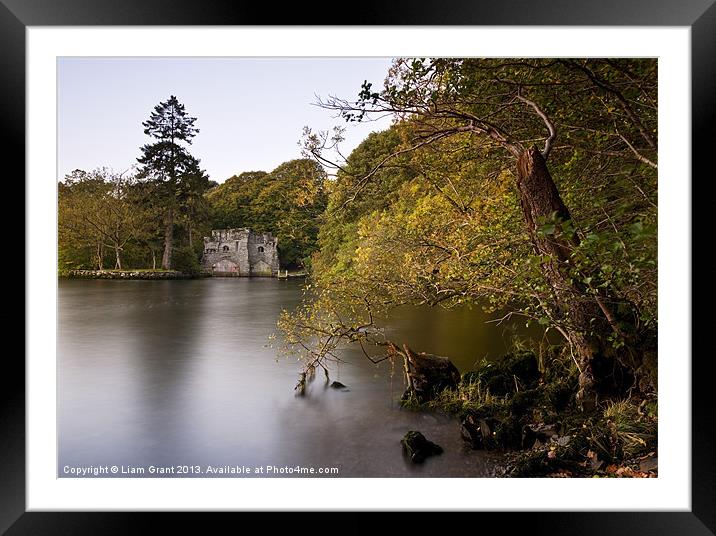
xmin=557 ymin=435 xmax=571 ymax=447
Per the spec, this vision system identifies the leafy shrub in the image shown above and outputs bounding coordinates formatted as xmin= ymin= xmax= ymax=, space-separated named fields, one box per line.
xmin=172 ymin=245 xmax=201 ymax=275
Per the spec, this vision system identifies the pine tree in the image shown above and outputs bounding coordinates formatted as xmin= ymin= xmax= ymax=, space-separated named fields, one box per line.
xmin=137 ymin=95 xmax=200 ymax=270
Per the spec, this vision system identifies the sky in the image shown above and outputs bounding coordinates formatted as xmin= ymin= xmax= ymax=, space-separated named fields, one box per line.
xmin=58 ymin=57 xmax=395 ymax=183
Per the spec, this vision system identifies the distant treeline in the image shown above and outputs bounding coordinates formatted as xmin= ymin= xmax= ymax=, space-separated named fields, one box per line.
xmin=58 ymin=96 xmax=327 ymax=274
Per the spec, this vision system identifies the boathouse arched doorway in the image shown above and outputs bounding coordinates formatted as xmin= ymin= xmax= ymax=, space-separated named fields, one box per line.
xmin=212 ymin=258 xmax=239 ymax=275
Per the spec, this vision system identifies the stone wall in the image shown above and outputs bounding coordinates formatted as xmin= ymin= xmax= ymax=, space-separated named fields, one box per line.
xmin=66 ymin=270 xmax=196 ymax=280
xmin=247 ymin=231 xmax=280 ymax=276
xmin=201 ymin=228 xmax=280 ymax=276
xmin=202 ymin=228 xmax=250 ymax=275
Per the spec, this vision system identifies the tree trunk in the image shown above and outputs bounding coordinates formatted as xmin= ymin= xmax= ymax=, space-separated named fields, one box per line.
xmin=115 ymin=247 xmax=122 ymax=270
xmin=161 ymin=206 xmax=174 ymax=270
xmin=515 ymin=146 xmax=609 ymax=410
xmin=389 ymin=343 xmax=461 ymax=403
xmin=96 ymin=242 xmax=104 ymax=271
xmin=151 ymin=248 xmax=157 ymax=270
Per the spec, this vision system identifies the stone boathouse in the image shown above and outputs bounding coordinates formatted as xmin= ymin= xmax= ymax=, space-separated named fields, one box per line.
xmin=202 ymin=228 xmax=280 ymax=277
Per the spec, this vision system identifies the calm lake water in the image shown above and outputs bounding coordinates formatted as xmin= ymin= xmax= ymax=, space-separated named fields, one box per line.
xmin=58 ymin=278 xmax=542 ymax=478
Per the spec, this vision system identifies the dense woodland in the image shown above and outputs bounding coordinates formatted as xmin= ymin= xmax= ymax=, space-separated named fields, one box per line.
xmin=284 ymin=59 xmax=657 ymax=398
xmin=280 ymin=58 xmax=658 ymax=475
xmin=59 ymin=59 xmax=659 ymax=475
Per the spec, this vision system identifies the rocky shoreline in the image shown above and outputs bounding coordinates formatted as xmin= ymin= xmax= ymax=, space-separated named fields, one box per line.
xmin=63 ymin=269 xmax=303 ymax=280
xmin=397 ymin=346 xmax=658 ymax=478
xmin=64 ymin=269 xmax=200 ymax=280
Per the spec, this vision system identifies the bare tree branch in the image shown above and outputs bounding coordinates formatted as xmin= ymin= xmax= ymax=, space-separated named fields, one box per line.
xmin=616 ymin=130 xmax=658 ymax=169
xmin=516 ymin=91 xmax=556 ymax=159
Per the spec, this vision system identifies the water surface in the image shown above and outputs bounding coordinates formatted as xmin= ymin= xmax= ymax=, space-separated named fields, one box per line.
xmin=58 ymin=278 xmax=540 ymax=477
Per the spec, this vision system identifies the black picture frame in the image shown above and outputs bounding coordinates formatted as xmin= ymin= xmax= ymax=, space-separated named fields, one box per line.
xmin=6 ymin=0 xmax=710 ymax=533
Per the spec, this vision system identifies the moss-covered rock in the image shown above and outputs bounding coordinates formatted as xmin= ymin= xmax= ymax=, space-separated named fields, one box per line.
xmin=452 ymin=351 xmax=564 ymax=451
xmin=542 ymin=380 xmax=575 ymax=412
xmin=506 ymin=449 xmax=563 ymax=477
xmin=507 ymin=388 xmax=540 ymax=417
xmin=460 ymin=413 xmax=500 ymax=449
xmin=462 ymin=351 xmax=539 ymax=396
xmin=493 ymin=415 xmax=524 ymax=450
xmin=401 ymin=431 xmax=443 ymax=463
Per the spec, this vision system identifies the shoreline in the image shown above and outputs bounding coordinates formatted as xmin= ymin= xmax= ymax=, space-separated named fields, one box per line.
xmin=398 ymin=349 xmax=658 ymax=478
xmin=61 ymin=269 xmax=307 ymax=280
xmin=63 ymin=269 xmax=199 ymax=280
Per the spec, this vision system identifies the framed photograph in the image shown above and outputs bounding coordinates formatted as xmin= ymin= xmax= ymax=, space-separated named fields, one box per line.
xmin=7 ymin=0 xmax=710 ymax=532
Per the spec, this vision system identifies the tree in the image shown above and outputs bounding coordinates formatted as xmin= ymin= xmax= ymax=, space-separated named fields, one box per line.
xmin=206 ymin=171 xmax=269 ymax=230
xmin=58 ymin=168 xmax=147 ymax=270
xmin=126 ymin=179 xmax=166 ymax=270
xmin=253 ymin=159 xmax=328 ymax=268
xmin=137 ymin=95 xmax=200 ymax=270
xmin=176 ymin=159 xmax=211 ymax=250
xmin=291 ymin=59 xmax=657 ymax=408
xmin=59 ymin=170 xmax=108 ymax=270
xmin=205 ymin=160 xmax=327 ymax=268
xmin=310 ymin=127 xmax=415 ymax=280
